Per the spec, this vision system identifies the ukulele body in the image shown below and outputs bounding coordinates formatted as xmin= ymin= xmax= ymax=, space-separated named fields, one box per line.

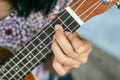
xmin=0 ymin=47 xmax=35 ymax=80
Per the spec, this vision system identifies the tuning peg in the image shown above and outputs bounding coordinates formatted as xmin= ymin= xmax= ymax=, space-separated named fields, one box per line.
xmin=116 ymin=1 xmax=120 ymax=9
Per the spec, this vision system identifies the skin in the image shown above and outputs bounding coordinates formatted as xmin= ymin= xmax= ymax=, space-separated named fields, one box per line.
xmin=0 ymin=0 xmax=13 ymax=20
xmin=0 ymin=0 xmax=92 ymax=79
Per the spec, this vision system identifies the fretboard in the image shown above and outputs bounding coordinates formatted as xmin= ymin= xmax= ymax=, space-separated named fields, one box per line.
xmin=0 ymin=10 xmax=80 ymax=79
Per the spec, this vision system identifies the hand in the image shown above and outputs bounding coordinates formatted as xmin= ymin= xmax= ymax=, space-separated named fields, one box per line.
xmin=52 ymin=25 xmax=92 ymax=76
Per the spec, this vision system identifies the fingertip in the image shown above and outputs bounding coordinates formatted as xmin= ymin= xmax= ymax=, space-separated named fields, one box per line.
xmin=55 ymin=24 xmax=63 ymax=31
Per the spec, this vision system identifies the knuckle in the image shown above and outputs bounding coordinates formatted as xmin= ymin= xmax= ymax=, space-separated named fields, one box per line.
xmin=65 ymin=49 xmax=74 ymax=56
xmin=85 ymin=41 xmax=92 ymax=51
xmin=73 ymin=64 xmax=80 ymax=68
xmin=57 ymin=58 xmax=66 ymax=64
xmin=59 ymin=71 xmax=66 ymax=76
xmin=79 ymin=40 xmax=92 ymax=53
xmin=87 ymin=43 xmax=92 ymax=53
xmin=81 ymin=58 xmax=88 ymax=64
xmin=76 ymin=45 xmax=85 ymax=53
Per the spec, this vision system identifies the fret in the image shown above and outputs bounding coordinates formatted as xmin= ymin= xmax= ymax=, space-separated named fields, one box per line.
xmin=64 ymin=16 xmax=74 ymax=27
xmin=30 ymin=58 xmax=39 ymax=66
xmin=50 ymin=18 xmax=62 ymax=27
xmin=18 ymin=70 xmax=25 ymax=79
xmin=22 ymin=66 xmax=28 ymax=74
xmin=0 ymin=10 xmax=80 ymax=79
xmin=0 ymin=0 xmax=117 ymax=79
xmin=0 ymin=71 xmax=2 ymax=78
xmin=14 ymin=74 xmax=20 ymax=79
xmin=72 ymin=24 xmax=80 ymax=32
xmin=44 ymin=26 xmax=55 ymax=37
xmin=32 ymin=44 xmax=44 ymax=55
xmin=17 ymin=53 xmax=24 ymax=59
xmin=43 ymin=37 xmax=52 ymax=45
xmin=18 ymin=62 xmax=24 ymax=69
xmin=38 ymin=32 xmax=48 ymax=41
xmin=10 ymin=64 xmax=29 ymax=79
xmin=22 ymin=48 xmax=29 ymax=55
xmin=32 ymin=49 xmax=40 ymax=55
xmin=27 ymin=44 xmax=35 ymax=51
xmin=5 ymin=64 xmax=11 ymax=71
xmin=5 ymin=73 xmax=12 ymax=79
xmin=1 ymin=66 xmax=7 ymax=73
xmin=32 ymin=37 xmax=41 ymax=46
xmin=22 ymin=58 xmax=30 ymax=65
xmin=59 ymin=11 xmax=69 ymax=21
xmin=9 ymin=61 xmax=15 ymax=67
xmin=68 ymin=19 xmax=80 ymax=32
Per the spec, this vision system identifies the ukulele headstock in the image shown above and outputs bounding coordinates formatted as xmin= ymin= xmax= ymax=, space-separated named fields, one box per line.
xmin=70 ymin=0 xmax=118 ymax=22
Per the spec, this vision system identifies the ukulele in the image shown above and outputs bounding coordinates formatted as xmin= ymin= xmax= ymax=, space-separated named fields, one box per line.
xmin=0 ymin=0 xmax=118 ymax=79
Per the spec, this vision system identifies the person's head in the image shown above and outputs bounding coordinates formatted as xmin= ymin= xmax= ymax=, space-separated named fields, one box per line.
xmin=9 ymin=0 xmax=57 ymax=16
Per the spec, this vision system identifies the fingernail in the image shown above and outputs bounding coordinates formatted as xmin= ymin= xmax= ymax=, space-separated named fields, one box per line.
xmin=55 ymin=24 xmax=63 ymax=31
xmin=65 ymin=31 xmax=71 ymax=36
xmin=55 ymin=24 xmax=60 ymax=31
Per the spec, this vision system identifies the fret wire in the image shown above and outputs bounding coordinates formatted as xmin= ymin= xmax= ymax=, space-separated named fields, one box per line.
xmin=8 ymin=21 xmax=79 ymax=79
xmin=16 ymin=57 xmax=31 ymax=77
xmin=35 ymin=37 xmax=45 ymax=56
xmin=18 ymin=22 xmax=80 ymax=79
xmin=17 ymin=53 xmax=31 ymax=69
xmin=0 ymin=68 xmax=5 ymax=75
xmin=18 ymin=24 xmax=81 ymax=79
xmin=10 ymin=58 xmax=27 ymax=79
xmin=18 ymin=54 xmax=34 ymax=70
xmin=0 ymin=9 xmax=80 ymax=78
xmin=59 ymin=12 xmax=77 ymax=31
xmin=5 ymin=64 xmax=17 ymax=79
xmin=25 ymin=47 xmax=36 ymax=64
xmin=16 ymin=40 xmax=50 ymax=79
xmin=72 ymin=24 xmax=80 ymax=32
xmin=30 ymin=42 xmax=43 ymax=61
xmin=9 ymin=37 xmax=52 ymax=79
xmin=19 ymin=49 xmax=52 ymax=79
xmin=10 ymin=61 xmax=18 ymax=75
xmin=0 ymin=10 xmax=67 ymax=73
xmin=66 ymin=17 xmax=80 ymax=31
xmin=0 ymin=69 xmax=9 ymax=79
xmin=31 ymin=43 xmax=43 ymax=60
xmin=2 ymin=42 xmax=44 ymax=78
xmin=0 ymin=10 xmax=68 ymax=72
xmin=43 ymin=30 xmax=52 ymax=41
xmin=37 ymin=34 xmax=51 ymax=55
xmin=57 ymin=17 xmax=71 ymax=32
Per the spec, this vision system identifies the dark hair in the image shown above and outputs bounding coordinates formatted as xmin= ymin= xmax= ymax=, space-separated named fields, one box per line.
xmin=8 ymin=0 xmax=57 ymax=17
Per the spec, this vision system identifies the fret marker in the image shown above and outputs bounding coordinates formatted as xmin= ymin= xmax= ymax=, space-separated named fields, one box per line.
xmin=15 ymin=67 xmax=18 ymax=71
xmin=39 ymin=45 xmax=43 ymax=49
xmin=28 ymin=55 xmax=32 ymax=59
xmin=66 ymin=7 xmax=84 ymax=25
xmin=2 ymin=69 xmax=5 ymax=72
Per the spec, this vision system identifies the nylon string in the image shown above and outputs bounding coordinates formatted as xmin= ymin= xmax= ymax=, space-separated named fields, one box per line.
xmin=0 ymin=0 xmax=103 ymax=79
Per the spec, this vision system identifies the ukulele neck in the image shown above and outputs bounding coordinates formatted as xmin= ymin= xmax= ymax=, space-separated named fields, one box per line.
xmin=0 ymin=0 xmax=118 ymax=79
